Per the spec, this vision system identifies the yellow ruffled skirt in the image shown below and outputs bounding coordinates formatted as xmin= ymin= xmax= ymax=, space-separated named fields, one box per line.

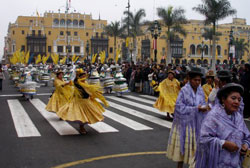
xmin=46 ymin=92 xmax=67 ymax=113
xmin=166 ymin=125 xmax=196 ymax=165
xmin=57 ymin=97 xmax=105 ymax=124
xmin=154 ymin=96 xmax=176 ymax=114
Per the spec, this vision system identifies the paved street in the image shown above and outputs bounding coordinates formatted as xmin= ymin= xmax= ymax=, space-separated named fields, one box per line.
xmin=1 ymin=73 xmax=250 ymax=168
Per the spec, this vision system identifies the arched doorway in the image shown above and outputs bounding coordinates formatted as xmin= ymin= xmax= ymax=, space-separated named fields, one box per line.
xmin=203 ymin=59 xmax=208 ymax=65
xmin=216 ymin=59 xmax=221 ymax=65
xmin=197 ymin=59 xmax=202 ymax=65
xmin=191 ymin=59 xmax=195 ymax=64
xmin=175 ymin=58 xmax=180 ymax=65
xmin=223 ymin=60 xmax=228 ymax=64
xmin=190 ymin=45 xmax=196 ymax=55
xmin=182 ymin=59 xmax=187 ymax=65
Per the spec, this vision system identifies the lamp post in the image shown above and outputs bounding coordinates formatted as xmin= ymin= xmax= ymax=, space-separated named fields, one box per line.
xmin=201 ymin=41 xmax=205 ymax=66
xmin=126 ymin=0 xmax=130 ymax=63
xmin=229 ymin=27 xmax=234 ymax=69
xmin=86 ymin=40 xmax=89 ymax=63
xmin=150 ymin=20 xmax=161 ymax=63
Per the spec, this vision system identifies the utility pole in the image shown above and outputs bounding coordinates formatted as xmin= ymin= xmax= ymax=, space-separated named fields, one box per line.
xmin=126 ymin=0 xmax=130 ymax=63
xmin=65 ymin=0 xmax=71 ymax=64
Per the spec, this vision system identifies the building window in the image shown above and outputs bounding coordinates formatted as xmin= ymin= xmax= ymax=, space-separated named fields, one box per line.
xmin=224 ymin=49 xmax=227 ymax=56
xmin=48 ymin=46 xmax=52 ymax=53
xmin=96 ymin=32 xmax=99 ymax=37
xmin=57 ymin=46 xmax=63 ymax=53
xmin=217 ymin=46 xmax=221 ymax=55
xmin=22 ymin=30 xmax=25 ymax=35
xmin=66 ymin=31 xmax=71 ymax=36
xmin=53 ymin=19 xmax=59 ymax=25
xmin=13 ymin=30 xmax=15 ymax=35
xmin=30 ymin=20 xmax=33 ymax=23
xmin=38 ymin=30 xmax=41 ymax=35
xmin=74 ymin=46 xmax=80 ymax=53
xmin=190 ymin=44 xmax=195 ymax=55
xmin=32 ymin=30 xmax=35 ymax=35
xmin=183 ymin=48 xmax=186 ymax=55
xmin=225 ymin=38 xmax=228 ymax=41
xmin=110 ymin=47 xmax=113 ymax=53
xmin=73 ymin=20 xmax=78 ymax=26
xmin=60 ymin=31 xmax=64 ymax=36
xmin=21 ymin=45 xmax=25 ymax=52
xmin=86 ymin=32 xmax=89 ymax=36
xmin=74 ymin=32 xmax=78 ymax=36
xmin=48 ymin=31 xmax=51 ymax=35
xmin=79 ymin=20 xmax=84 ymax=27
xmin=194 ymin=28 xmax=197 ymax=31
xmin=192 ymin=36 xmax=194 ymax=40
xmin=60 ymin=19 xmax=65 ymax=26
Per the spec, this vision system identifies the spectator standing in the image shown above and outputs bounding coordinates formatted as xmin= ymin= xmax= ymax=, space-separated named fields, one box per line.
xmin=240 ymin=63 xmax=250 ymax=118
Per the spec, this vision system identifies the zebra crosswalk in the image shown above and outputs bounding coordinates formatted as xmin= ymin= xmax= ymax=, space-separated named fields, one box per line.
xmin=6 ymin=94 xmax=171 ymax=138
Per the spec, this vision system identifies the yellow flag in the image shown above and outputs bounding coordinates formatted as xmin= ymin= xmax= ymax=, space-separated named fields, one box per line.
xmin=100 ymin=51 xmax=106 ymax=64
xmin=51 ymin=53 xmax=59 ymax=65
xmin=116 ymin=49 xmax=121 ymax=63
xmin=42 ymin=54 xmax=50 ymax=64
xmin=91 ymin=53 xmax=97 ymax=64
xmin=79 ymin=55 xmax=87 ymax=63
xmin=72 ymin=54 xmax=79 ymax=63
xmin=60 ymin=56 xmax=67 ymax=64
xmin=25 ymin=51 xmax=30 ymax=64
xmin=35 ymin=54 xmax=42 ymax=64
xmin=126 ymin=37 xmax=130 ymax=47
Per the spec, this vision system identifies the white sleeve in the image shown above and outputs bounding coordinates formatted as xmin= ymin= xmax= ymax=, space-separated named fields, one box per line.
xmin=208 ymin=88 xmax=218 ymax=103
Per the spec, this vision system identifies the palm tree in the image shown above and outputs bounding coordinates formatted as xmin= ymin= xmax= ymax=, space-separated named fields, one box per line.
xmin=233 ymin=39 xmax=249 ymax=63
xmin=123 ymin=9 xmax=146 ymax=62
xmin=157 ymin=6 xmax=187 ymax=64
xmin=104 ymin=21 xmax=124 ymax=63
xmin=193 ymin=0 xmax=236 ymax=70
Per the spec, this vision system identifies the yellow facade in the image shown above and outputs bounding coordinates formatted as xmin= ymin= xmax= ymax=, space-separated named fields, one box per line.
xmin=6 ymin=12 xmax=115 ymax=63
xmin=5 ymin=13 xmax=250 ymax=65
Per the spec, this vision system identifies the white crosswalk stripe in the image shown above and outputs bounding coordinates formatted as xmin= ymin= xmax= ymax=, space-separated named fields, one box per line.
xmin=6 ymin=94 xmax=172 ymax=138
xmin=89 ymin=122 xmax=119 ymax=133
xmin=107 ymin=96 xmax=166 ymax=117
xmin=103 ymin=110 xmax=153 ymax=131
xmin=29 ymin=99 xmax=80 ymax=135
xmin=139 ymin=95 xmax=157 ymax=101
xmin=105 ymin=100 xmax=172 ymax=128
xmin=7 ymin=99 xmax=41 ymax=137
xmin=124 ymin=95 xmax=156 ymax=105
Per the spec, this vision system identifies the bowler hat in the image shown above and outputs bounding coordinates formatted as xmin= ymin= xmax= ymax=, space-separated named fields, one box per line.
xmin=217 ymin=83 xmax=244 ymax=100
xmin=188 ymin=67 xmax=203 ymax=77
xmin=217 ymin=70 xmax=231 ymax=79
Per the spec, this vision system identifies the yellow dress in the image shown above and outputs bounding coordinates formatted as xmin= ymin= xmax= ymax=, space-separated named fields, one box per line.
xmin=154 ymin=78 xmax=180 ymax=114
xmin=46 ymin=78 xmax=71 ymax=113
xmin=202 ymin=83 xmax=213 ymax=102
xmin=57 ymin=79 xmax=109 ymax=124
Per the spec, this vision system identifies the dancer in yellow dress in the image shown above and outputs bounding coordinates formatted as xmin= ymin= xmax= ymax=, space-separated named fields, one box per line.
xmin=46 ymin=71 xmax=71 ymax=113
xmin=57 ymin=69 xmax=109 ymax=134
xmin=202 ymin=70 xmax=214 ymax=102
xmin=154 ymin=70 xmax=181 ymax=120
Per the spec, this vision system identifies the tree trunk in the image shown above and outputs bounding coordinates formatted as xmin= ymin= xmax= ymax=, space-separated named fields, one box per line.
xmin=211 ymin=35 xmax=216 ymax=71
xmin=211 ymin=23 xmax=216 ymax=71
xmin=133 ymin=37 xmax=137 ymax=63
xmin=114 ymin=36 xmax=117 ymax=63
xmin=166 ymin=39 xmax=171 ymax=64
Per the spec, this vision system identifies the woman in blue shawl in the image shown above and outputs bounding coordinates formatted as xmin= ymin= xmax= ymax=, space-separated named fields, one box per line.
xmin=167 ymin=67 xmax=208 ymax=168
xmin=195 ymin=83 xmax=250 ymax=168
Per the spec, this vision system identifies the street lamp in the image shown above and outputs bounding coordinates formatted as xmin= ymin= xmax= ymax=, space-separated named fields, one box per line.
xmin=201 ymin=41 xmax=205 ymax=66
xmin=86 ymin=40 xmax=89 ymax=62
xmin=229 ymin=27 xmax=234 ymax=69
xmin=150 ymin=20 xmax=162 ymax=63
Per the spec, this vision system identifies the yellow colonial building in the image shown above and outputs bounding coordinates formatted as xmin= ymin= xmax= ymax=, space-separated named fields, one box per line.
xmin=4 ymin=11 xmax=250 ymax=65
xmin=4 ymin=11 xmax=118 ymax=63
xmin=128 ymin=18 xmax=250 ymax=65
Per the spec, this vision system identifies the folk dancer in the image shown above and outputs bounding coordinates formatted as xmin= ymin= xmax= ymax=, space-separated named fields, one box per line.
xmin=154 ymin=70 xmax=180 ymax=120
xmin=195 ymin=83 xmax=250 ymax=168
xmin=56 ymin=69 xmax=109 ymax=134
xmin=166 ymin=67 xmax=209 ymax=168
xmin=46 ymin=71 xmax=72 ymax=113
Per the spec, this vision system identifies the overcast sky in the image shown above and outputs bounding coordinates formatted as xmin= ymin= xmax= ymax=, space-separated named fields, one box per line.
xmin=1 ymin=0 xmax=249 ymax=60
